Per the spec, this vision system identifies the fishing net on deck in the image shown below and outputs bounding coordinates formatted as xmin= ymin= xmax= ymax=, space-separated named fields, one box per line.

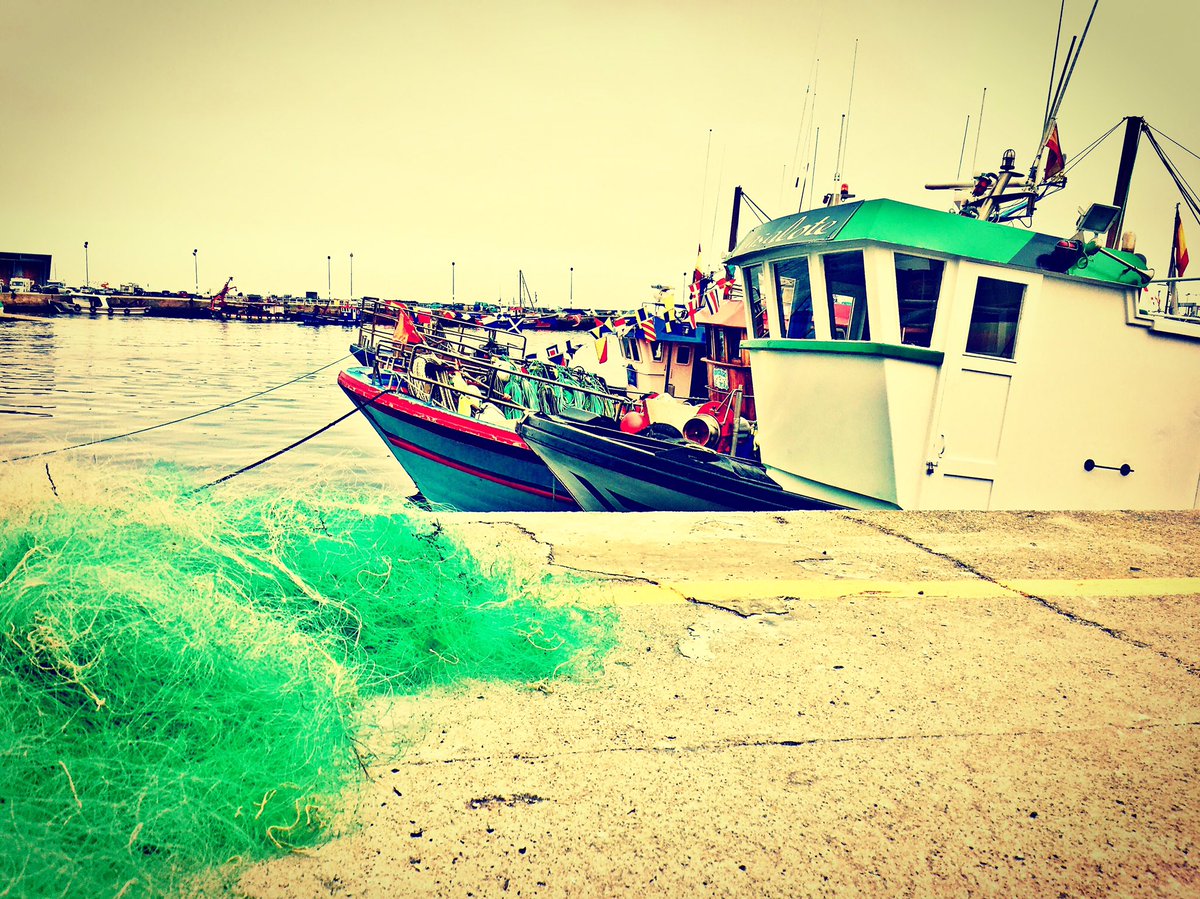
xmin=0 ymin=463 xmax=614 ymax=898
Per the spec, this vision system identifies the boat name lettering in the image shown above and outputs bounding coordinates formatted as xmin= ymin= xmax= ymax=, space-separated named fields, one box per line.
xmin=731 ymin=203 xmax=858 ymax=256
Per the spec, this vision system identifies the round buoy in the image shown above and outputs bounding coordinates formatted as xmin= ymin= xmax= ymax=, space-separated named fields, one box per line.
xmin=620 ymin=410 xmax=649 ymax=434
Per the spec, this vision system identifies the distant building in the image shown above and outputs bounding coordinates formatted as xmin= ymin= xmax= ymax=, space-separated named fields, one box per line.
xmin=1 ymin=252 xmax=52 ymax=288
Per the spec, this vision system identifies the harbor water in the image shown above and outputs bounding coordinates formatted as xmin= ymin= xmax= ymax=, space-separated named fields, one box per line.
xmin=0 ymin=315 xmax=418 ymax=495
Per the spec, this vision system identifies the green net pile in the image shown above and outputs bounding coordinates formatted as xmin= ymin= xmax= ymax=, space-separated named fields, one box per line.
xmin=0 ymin=463 xmax=614 ymax=897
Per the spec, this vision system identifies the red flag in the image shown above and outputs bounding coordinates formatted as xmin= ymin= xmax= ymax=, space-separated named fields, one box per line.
xmin=1174 ymin=207 xmax=1190 ymax=276
xmin=594 ymin=334 xmax=609 ymax=364
xmin=1044 ymin=123 xmax=1065 ymax=180
xmin=393 ymin=305 xmax=423 ymax=345
xmin=685 ymin=299 xmax=698 ymax=328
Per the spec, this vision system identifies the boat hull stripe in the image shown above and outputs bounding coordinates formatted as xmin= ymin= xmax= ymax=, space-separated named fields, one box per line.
xmin=382 ymin=432 xmax=574 ymax=503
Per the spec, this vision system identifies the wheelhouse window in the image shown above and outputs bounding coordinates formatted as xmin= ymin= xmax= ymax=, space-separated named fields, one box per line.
xmin=966 ymin=277 xmax=1024 ymax=359
xmin=620 ymin=335 xmax=640 ymax=361
xmin=675 ymin=344 xmax=692 ymax=366
xmin=650 ymin=340 xmax=665 ymax=362
xmin=745 ymin=265 xmax=769 ymax=338
xmin=708 ymin=327 xmax=742 ymax=363
xmin=774 ymin=257 xmax=815 ymax=338
xmin=895 ymin=254 xmax=943 ymax=348
xmin=823 ymin=252 xmax=869 ymax=340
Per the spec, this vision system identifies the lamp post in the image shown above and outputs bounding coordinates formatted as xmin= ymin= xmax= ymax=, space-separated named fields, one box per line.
xmin=193 ymin=248 xmax=199 ymax=295
xmin=327 ymin=255 xmax=331 ymax=302
xmin=451 ymin=261 xmax=456 ymax=304
xmin=349 ymin=252 xmax=354 ymax=302
xmin=84 ymin=241 xmax=89 ymax=287
xmin=570 ymin=266 xmax=574 ymax=304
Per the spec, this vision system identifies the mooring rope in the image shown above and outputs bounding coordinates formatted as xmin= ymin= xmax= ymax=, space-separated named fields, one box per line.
xmin=2 ymin=355 xmax=352 ymax=464
xmin=192 ymin=383 xmax=394 ymax=493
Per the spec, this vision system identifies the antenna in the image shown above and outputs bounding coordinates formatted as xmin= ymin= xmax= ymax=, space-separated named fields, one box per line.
xmin=697 ymin=128 xmax=713 ymax=248
xmin=956 ymin=115 xmax=971 ymax=180
xmin=834 ymin=114 xmax=846 ymax=179
xmin=837 ymin=38 xmax=859 ymax=180
xmin=801 ymin=126 xmax=820 ymax=212
xmin=1033 ymin=0 xmax=1099 ymax=178
xmin=1043 ymin=0 xmax=1066 ymax=128
xmin=788 ymin=84 xmax=813 ymax=190
xmin=710 ymin=143 xmax=726 ymax=249
xmin=971 ymin=87 xmax=987 ymax=174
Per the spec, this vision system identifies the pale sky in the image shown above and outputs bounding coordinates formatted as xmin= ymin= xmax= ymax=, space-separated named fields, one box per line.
xmin=4 ymin=0 xmax=1197 ymax=307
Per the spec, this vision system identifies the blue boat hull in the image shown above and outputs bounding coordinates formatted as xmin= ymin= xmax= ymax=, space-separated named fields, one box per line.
xmin=338 ymin=368 xmax=578 ymax=512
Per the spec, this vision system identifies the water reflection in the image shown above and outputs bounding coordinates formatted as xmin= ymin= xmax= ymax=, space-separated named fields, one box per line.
xmin=0 ymin=316 xmax=415 ymax=495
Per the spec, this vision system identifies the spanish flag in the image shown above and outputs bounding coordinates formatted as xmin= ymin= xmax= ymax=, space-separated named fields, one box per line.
xmin=1174 ymin=207 xmax=1190 ymax=277
xmin=1044 ymin=123 xmax=1065 ymax=180
xmin=688 ymin=245 xmax=704 ymax=300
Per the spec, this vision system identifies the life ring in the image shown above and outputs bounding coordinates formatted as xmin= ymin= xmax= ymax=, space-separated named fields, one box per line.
xmin=409 ymin=354 xmax=434 ymax=402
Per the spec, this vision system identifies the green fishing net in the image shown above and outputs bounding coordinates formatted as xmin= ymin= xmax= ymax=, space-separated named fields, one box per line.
xmin=0 ymin=463 xmax=614 ymax=897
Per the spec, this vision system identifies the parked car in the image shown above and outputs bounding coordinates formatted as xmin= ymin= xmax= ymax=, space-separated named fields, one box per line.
xmin=40 ymin=280 xmax=68 ymax=294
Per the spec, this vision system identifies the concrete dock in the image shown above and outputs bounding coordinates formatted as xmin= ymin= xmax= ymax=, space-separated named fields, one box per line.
xmin=239 ymin=510 xmax=1200 ymax=897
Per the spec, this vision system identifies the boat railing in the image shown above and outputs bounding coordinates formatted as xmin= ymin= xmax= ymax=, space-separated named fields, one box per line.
xmin=353 ymin=298 xmax=531 ymax=361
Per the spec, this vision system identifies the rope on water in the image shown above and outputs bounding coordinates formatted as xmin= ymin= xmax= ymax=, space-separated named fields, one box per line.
xmin=193 ymin=383 xmax=393 ymax=493
xmin=2 ymin=354 xmax=353 ymax=464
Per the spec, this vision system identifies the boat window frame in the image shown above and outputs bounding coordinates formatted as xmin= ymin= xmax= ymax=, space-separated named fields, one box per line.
xmin=964 ymin=275 xmax=1026 ymax=360
xmin=620 ymin=334 xmax=641 ymax=362
xmin=743 ymin=264 xmax=771 ymax=339
xmin=822 ymin=250 xmax=871 ymax=341
xmin=675 ymin=344 xmax=692 ymax=366
xmin=894 ymin=252 xmax=946 ymax=349
xmin=773 ymin=256 xmax=817 ymax=339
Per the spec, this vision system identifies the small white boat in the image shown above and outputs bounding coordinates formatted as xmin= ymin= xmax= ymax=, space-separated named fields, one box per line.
xmin=51 ymin=292 xmax=148 ymax=316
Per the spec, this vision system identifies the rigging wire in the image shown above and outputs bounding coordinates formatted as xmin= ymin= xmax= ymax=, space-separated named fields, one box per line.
xmin=1146 ymin=124 xmax=1200 ymax=164
xmin=1058 ymin=118 xmax=1124 ymax=178
xmin=740 ymin=191 xmax=772 ymax=224
xmin=2 ymin=354 xmax=352 ymax=464
xmin=1143 ymin=129 xmax=1200 ymax=224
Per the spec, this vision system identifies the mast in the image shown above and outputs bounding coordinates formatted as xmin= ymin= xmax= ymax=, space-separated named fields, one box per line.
xmin=1105 ymin=116 xmax=1145 ymax=249
xmin=727 ymin=185 xmax=743 ymax=253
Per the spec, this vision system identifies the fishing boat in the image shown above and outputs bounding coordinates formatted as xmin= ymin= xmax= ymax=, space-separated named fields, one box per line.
xmin=50 ymin=292 xmax=148 ymax=316
xmin=516 ymin=408 xmax=834 ymax=512
xmin=339 ymin=366 xmax=580 ymax=512
xmin=725 ymin=125 xmax=1200 ymax=511
xmin=610 ymin=305 xmax=709 ymax=399
xmin=297 ymin=303 xmax=360 ymax=327
xmin=338 ymin=305 xmax=630 ymax=511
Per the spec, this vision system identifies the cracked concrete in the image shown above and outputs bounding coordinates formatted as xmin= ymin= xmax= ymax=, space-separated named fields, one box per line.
xmin=239 ymin=510 xmax=1200 ymax=898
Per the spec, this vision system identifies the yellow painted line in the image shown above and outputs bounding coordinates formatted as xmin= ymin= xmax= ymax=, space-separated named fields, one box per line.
xmin=685 ymin=579 xmax=1015 ymax=601
xmin=596 ymin=577 xmax=1200 ymax=607
xmin=1008 ymin=578 xmax=1200 ymax=598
